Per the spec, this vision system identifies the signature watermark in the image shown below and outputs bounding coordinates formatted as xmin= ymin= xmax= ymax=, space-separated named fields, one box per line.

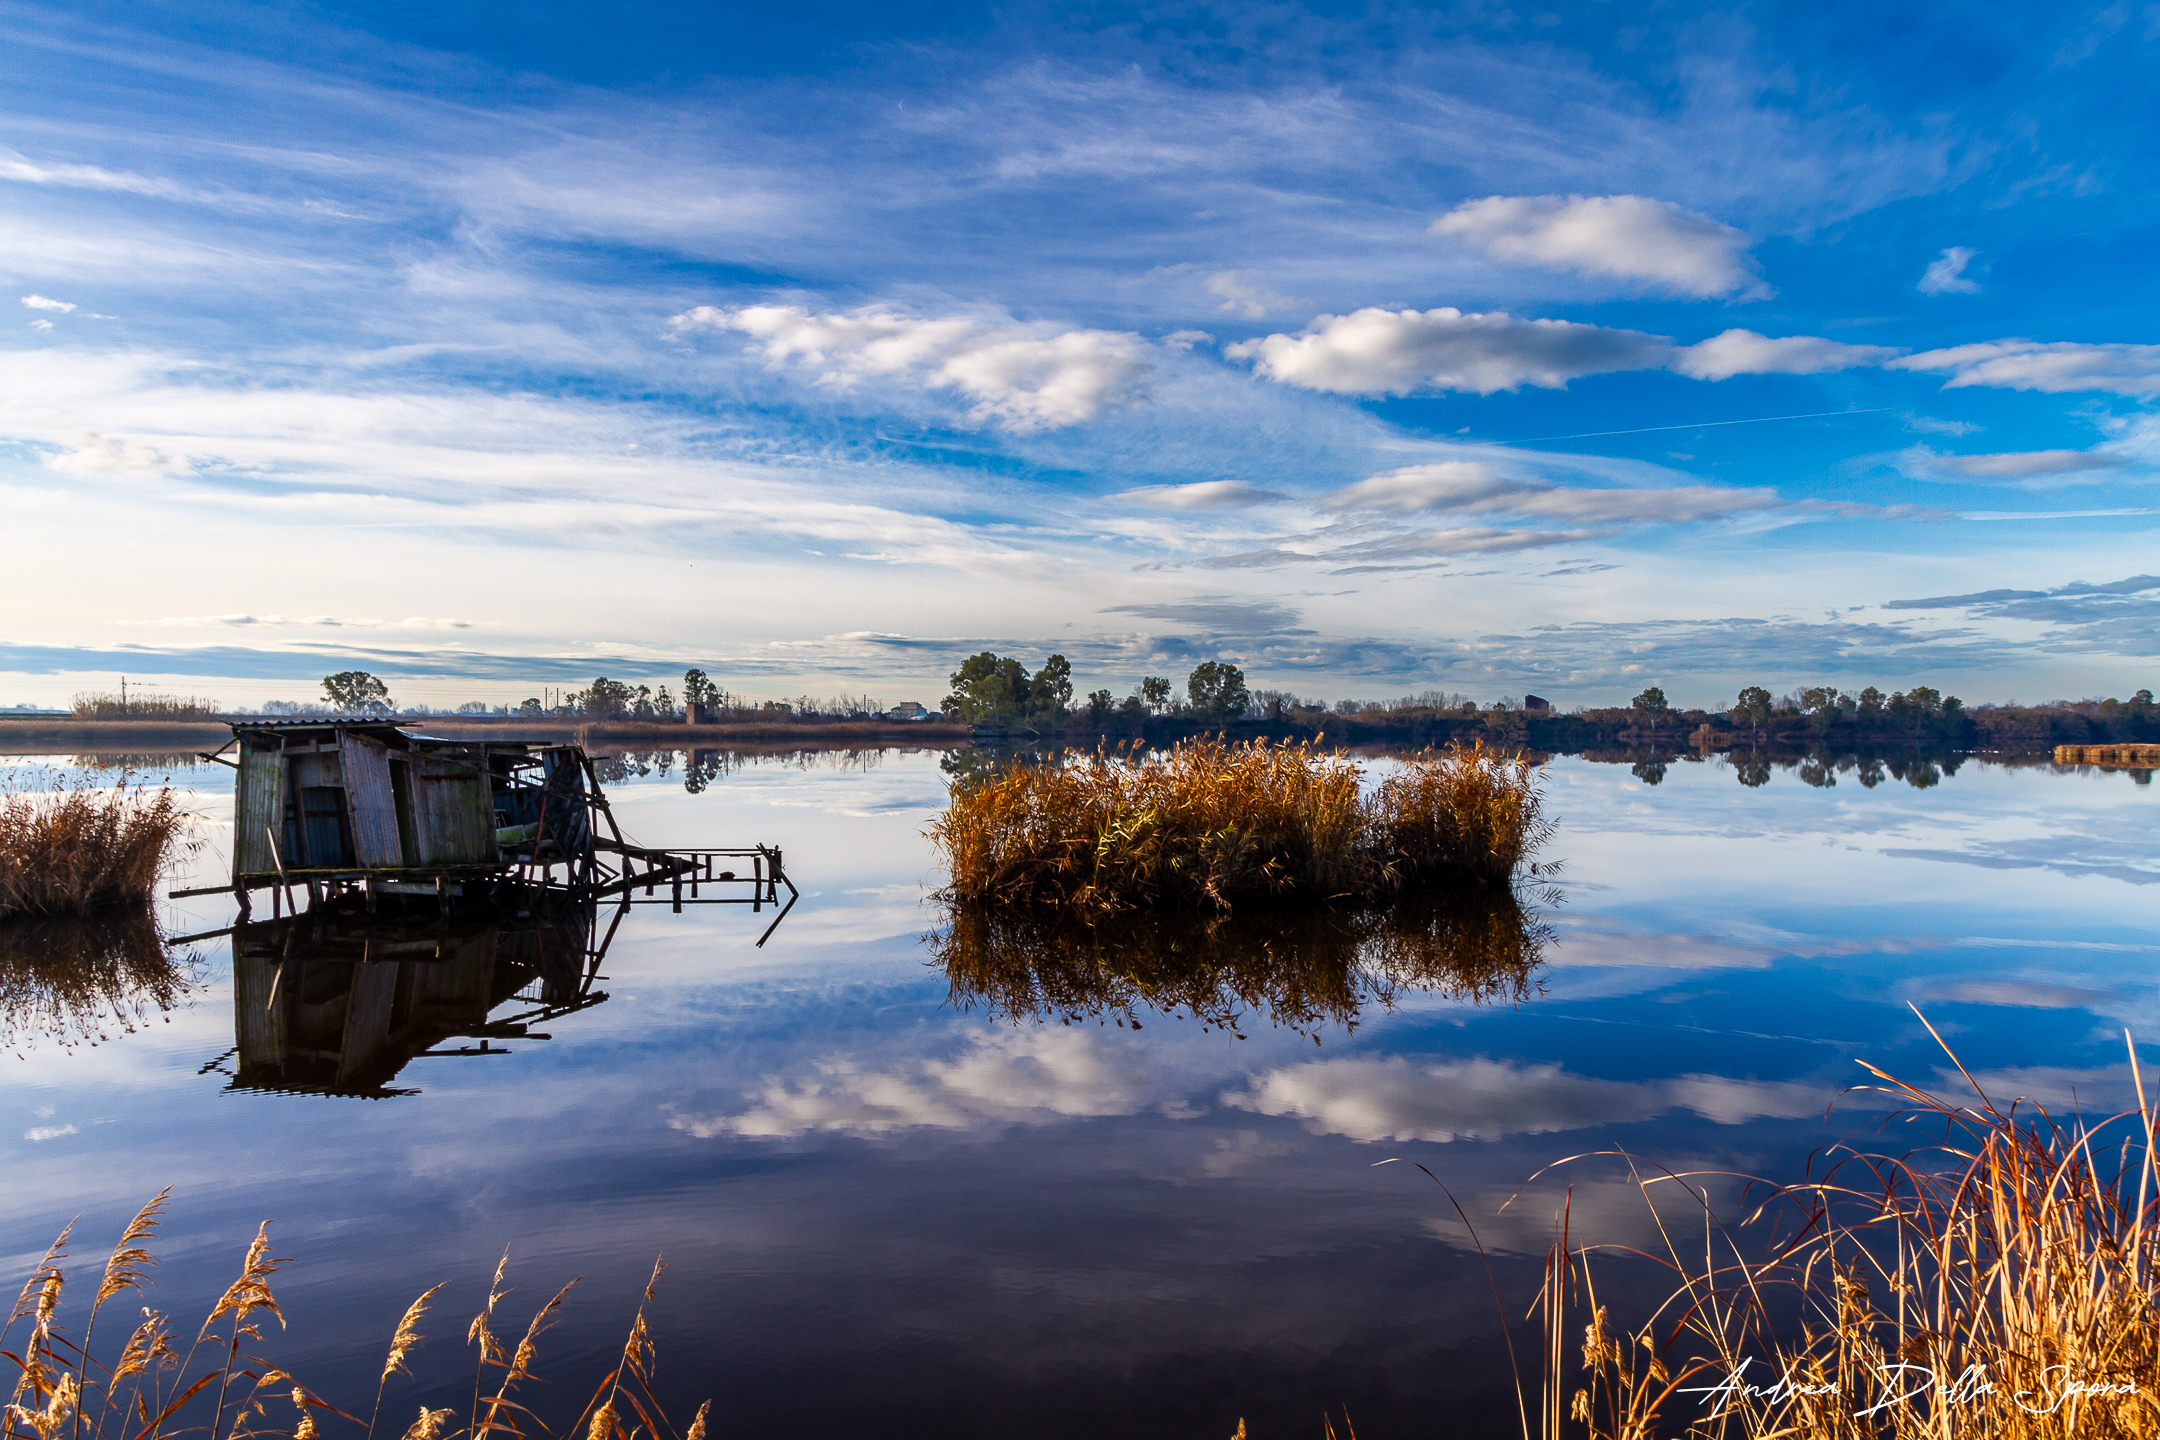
xmin=1678 ymin=1356 xmax=2140 ymax=1418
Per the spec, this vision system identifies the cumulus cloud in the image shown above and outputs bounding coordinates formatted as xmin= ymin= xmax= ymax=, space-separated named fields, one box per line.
xmin=1671 ymin=329 xmax=1901 ymax=380
xmin=1226 ymin=307 xmax=1669 ymax=395
xmin=1918 ymin=246 xmax=1981 ymax=296
xmin=1431 ymin=194 xmax=1764 ymax=298
xmin=1112 ymin=480 xmax=1287 ymax=509
xmin=20 ymin=294 xmax=74 ymax=312
xmin=1891 ymin=341 xmax=2160 ymax=396
xmin=1319 ymin=461 xmax=1780 ymax=524
xmin=1205 ymin=272 xmax=1303 ymax=319
xmin=1224 ymin=1055 xmax=1825 ymax=1144
xmin=671 ymin=1030 xmax=1156 ymax=1138
xmin=671 ymin=303 xmax=1151 ymax=430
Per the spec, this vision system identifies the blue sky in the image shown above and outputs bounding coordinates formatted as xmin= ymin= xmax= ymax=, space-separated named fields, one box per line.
xmin=3 ymin=0 xmax=2157 ymax=709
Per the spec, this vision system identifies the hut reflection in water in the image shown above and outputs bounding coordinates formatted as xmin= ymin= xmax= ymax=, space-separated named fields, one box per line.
xmin=218 ymin=895 xmax=616 ymax=1097
xmin=929 ymin=888 xmax=1551 ymax=1040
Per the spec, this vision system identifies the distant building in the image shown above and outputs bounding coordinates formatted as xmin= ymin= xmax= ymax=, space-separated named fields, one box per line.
xmin=1523 ymin=694 xmax=1551 ymax=712
xmin=887 ymin=701 xmax=930 ymax=720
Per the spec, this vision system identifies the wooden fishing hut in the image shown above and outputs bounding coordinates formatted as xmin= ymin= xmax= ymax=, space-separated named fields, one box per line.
xmin=177 ymin=719 xmax=796 ymax=931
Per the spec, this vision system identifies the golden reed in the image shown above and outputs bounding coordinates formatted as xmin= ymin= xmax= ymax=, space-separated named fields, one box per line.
xmin=1522 ymin=1014 xmax=2160 ymax=1440
xmin=3 ymin=1199 xmax=705 ymax=1440
xmin=932 ymin=738 xmax=1550 ymax=911
xmin=0 ymin=773 xmax=194 ymax=921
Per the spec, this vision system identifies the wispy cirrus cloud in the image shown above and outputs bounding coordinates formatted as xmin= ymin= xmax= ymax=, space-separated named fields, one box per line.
xmin=1917 ymin=246 xmax=1981 ymax=295
xmin=1111 ymin=480 xmax=1288 ymax=509
xmin=1882 ymin=574 xmax=2160 ymax=657
xmin=1892 ymin=341 xmax=2160 ymax=396
xmin=1318 ymin=461 xmax=1782 ymax=524
xmin=1430 ymin=194 xmax=1765 ymax=298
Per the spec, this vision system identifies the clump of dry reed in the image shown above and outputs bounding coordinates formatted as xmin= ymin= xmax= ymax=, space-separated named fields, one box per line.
xmin=933 ymin=890 xmax=1547 ymax=1039
xmin=1530 ymin=1013 xmax=2160 ymax=1440
xmin=932 ymin=738 xmax=1546 ymax=911
xmin=0 ymin=772 xmax=195 ymax=920
xmin=3 ymin=1197 xmax=707 ymax=1440
xmin=0 ymin=907 xmax=201 ymax=1054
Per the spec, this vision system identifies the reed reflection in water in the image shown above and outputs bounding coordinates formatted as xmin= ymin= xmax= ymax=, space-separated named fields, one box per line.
xmin=0 ymin=905 xmax=202 ymax=1053
xmin=930 ymin=888 xmax=1551 ymax=1040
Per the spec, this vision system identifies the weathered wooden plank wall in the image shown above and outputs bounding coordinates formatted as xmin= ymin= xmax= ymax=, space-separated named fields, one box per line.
xmin=411 ymin=755 xmax=497 ymax=865
xmin=233 ymin=749 xmax=290 ymax=878
xmin=338 ymin=732 xmax=407 ymax=866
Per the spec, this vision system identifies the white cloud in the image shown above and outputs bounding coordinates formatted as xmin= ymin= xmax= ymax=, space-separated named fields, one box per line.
xmin=1226 ymin=307 xmax=1669 ymax=396
xmin=671 ymin=303 xmax=1151 ymax=431
xmin=129 ymin=614 xmax=476 ymax=629
xmin=0 ymin=147 xmax=202 ymax=202
xmin=1925 ymin=449 xmax=2127 ymax=479
xmin=1918 ymin=246 xmax=1981 ymax=296
xmin=1671 ymin=328 xmax=1901 ymax=380
xmin=1225 ymin=1055 xmax=1824 ymax=1143
xmin=45 ymin=431 xmax=189 ymax=476
xmin=1891 ymin=341 xmax=2160 ymax=396
xmin=1113 ymin=480 xmax=1287 ymax=509
xmin=29 ymin=319 xmax=51 ymax=332
xmin=1162 ymin=329 xmax=1214 ymax=352
xmin=21 ymin=294 xmax=75 ymax=313
xmin=1206 ymin=271 xmax=1303 ymax=319
xmin=1320 ymin=461 xmax=1780 ymax=524
xmin=1431 ymin=194 xmax=1764 ymax=298
xmin=24 ymin=1124 xmax=79 ymax=1142
xmin=671 ymin=1029 xmax=1156 ymax=1138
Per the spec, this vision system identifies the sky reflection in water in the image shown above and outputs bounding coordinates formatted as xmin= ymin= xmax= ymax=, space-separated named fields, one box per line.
xmin=1 ymin=746 xmax=2154 ymax=1438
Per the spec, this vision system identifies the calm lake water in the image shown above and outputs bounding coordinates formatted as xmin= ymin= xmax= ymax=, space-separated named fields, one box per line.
xmin=3 ymin=746 xmax=2155 ymax=1438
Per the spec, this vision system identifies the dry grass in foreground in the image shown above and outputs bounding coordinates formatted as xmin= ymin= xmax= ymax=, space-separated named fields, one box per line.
xmin=1527 ymin=1013 xmax=2160 ymax=1439
xmin=3 ymin=1197 xmax=705 ymax=1440
xmin=933 ymin=738 xmax=1548 ymax=911
xmin=0 ymin=773 xmax=194 ymax=920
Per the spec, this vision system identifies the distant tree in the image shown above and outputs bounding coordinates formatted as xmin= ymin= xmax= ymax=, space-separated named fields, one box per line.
xmin=321 ymin=671 xmax=392 ymax=713
xmin=1035 ymin=654 xmax=1074 ymax=719
xmin=632 ymin=684 xmax=656 ymax=720
xmin=1085 ymin=689 xmax=1114 ymax=722
xmin=1139 ymin=676 xmax=1172 ymax=714
xmin=944 ymin=651 xmax=1033 ymax=724
xmin=1730 ymin=686 xmax=1773 ymax=730
xmin=517 ymin=697 xmax=544 ymax=716
xmin=1855 ymin=686 xmax=1886 ymax=729
xmin=1252 ymin=688 xmax=1296 ymax=721
xmin=682 ymin=669 xmax=720 ymax=712
xmin=1797 ymin=686 xmax=1846 ymax=735
xmin=654 ymin=684 xmax=677 ymax=719
xmin=1187 ymin=661 xmax=1251 ymax=720
xmin=577 ymin=677 xmax=634 ymax=719
xmin=455 ymin=700 xmax=491 ymax=715
xmin=1119 ymin=693 xmax=1147 ymax=716
xmin=1631 ymin=686 xmax=1669 ymax=714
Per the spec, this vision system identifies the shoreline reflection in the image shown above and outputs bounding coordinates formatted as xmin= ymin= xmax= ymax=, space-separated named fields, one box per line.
xmin=0 ymin=906 xmax=203 ymax=1053
xmin=929 ymin=889 xmax=1553 ymax=1040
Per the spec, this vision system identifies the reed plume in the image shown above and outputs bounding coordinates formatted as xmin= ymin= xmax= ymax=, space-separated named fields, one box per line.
xmin=1 ymin=1205 xmax=707 ymax=1440
xmin=1528 ymin=1013 xmax=2160 ymax=1439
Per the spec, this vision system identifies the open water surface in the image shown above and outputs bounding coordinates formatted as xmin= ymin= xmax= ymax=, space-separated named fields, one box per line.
xmin=2 ymin=746 xmax=2155 ymax=1437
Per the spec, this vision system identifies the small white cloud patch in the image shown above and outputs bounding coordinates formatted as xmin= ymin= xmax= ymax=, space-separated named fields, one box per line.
xmin=25 ymin=1124 xmax=79 ymax=1142
xmin=1112 ymin=480 xmax=1287 ymax=509
xmin=1227 ymin=307 xmax=1669 ymax=396
xmin=672 ymin=303 xmax=1151 ymax=431
xmin=46 ymin=431 xmax=187 ymax=476
xmin=20 ymin=294 xmax=76 ymax=312
xmin=1918 ymin=246 xmax=1981 ymax=296
xmin=1205 ymin=271 xmax=1302 ymax=319
xmin=1320 ymin=462 xmax=1781 ymax=524
xmin=1671 ymin=329 xmax=1901 ymax=380
xmin=1432 ymin=194 xmax=1764 ymax=298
